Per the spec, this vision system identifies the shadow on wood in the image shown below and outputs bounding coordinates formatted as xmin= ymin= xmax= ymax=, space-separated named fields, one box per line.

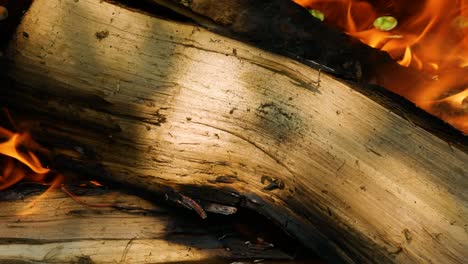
xmin=1 ymin=0 xmax=467 ymax=263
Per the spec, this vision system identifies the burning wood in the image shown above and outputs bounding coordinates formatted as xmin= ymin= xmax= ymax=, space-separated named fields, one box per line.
xmin=0 ymin=125 xmax=55 ymax=190
xmin=0 ymin=0 xmax=467 ymax=263
xmin=294 ymin=0 xmax=468 ymax=133
xmin=151 ymin=0 xmax=468 ymax=134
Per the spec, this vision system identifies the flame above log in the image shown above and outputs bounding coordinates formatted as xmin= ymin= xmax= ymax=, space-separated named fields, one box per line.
xmin=0 ymin=124 xmax=65 ymax=214
xmin=0 ymin=127 xmax=51 ymax=190
xmin=294 ymin=0 xmax=468 ymax=133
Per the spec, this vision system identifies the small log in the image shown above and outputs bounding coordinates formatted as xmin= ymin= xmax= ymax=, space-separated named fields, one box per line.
xmin=2 ymin=0 xmax=467 ymax=263
xmin=0 ymin=184 xmax=292 ymax=263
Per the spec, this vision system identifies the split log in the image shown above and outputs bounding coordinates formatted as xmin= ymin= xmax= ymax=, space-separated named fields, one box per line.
xmin=0 ymin=184 xmax=292 ymax=263
xmin=150 ymin=0 xmax=468 ymax=137
xmin=2 ymin=0 xmax=467 ymax=263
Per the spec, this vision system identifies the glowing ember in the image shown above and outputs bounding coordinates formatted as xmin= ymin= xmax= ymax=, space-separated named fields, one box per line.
xmin=295 ymin=0 xmax=468 ymax=134
xmin=89 ymin=180 xmax=104 ymax=187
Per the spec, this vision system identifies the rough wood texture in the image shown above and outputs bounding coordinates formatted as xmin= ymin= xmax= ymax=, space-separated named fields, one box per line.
xmin=152 ymin=0 xmax=397 ymax=81
xmin=3 ymin=0 xmax=467 ymax=263
xmin=0 ymin=185 xmax=292 ymax=263
xmin=153 ymin=0 xmax=468 ymax=139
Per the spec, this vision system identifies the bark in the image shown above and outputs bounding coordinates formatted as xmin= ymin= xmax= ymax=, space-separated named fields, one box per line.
xmin=151 ymin=0 xmax=390 ymax=80
xmin=0 ymin=185 xmax=292 ymax=263
xmin=2 ymin=0 xmax=468 ymax=263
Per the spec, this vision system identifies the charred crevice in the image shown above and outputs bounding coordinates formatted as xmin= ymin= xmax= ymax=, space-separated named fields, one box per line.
xmin=113 ymin=184 xmax=320 ymax=261
xmin=0 ymin=181 xmax=318 ymax=262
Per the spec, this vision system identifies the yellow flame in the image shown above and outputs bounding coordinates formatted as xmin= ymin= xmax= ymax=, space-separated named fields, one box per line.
xmin=398 ymin=47 xmax=412 ymax=67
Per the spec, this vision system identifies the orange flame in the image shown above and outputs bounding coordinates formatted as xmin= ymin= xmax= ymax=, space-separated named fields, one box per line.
xmin=0 ymin=125 xmax=66 ymax=214
xmin=0 ymin=125 xmax=63 ymax=195
xmin=0 ymin=128 xmax=50 ymax=190
xmin=1 ymin=123 xmax=111 ymax=214
xmin=295 ymin=0 xmax=468 ymax=133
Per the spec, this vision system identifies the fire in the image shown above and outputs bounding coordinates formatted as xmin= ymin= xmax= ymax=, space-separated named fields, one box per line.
xmin=294 ymin=0 xmax=468 ymax=134
xmin=0 ymin=127 xmax=53 ymax=190
xmin=1 ymin=122 xmax=110 ymax=214
xmin=0 ymin=125 xmax=63 ymax=214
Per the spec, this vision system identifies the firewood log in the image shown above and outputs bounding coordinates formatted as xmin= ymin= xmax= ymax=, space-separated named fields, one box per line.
xmin=0 ymin=185 xmax=292 ymax=263
xmin=2 ymin=0 xmax=467 ymax=263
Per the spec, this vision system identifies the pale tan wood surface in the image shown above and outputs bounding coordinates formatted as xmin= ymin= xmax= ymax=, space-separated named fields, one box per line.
xmin=0 ymin=186 xmax=291 ymax=263
xmin=3 ymin=0 xmax=467 ymax=263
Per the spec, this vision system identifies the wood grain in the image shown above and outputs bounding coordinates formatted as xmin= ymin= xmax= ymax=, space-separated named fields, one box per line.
xmin=3 ymin=0 xmax=467 ymax=263
xmin=0 ymin=186 xmax=291 ymax=263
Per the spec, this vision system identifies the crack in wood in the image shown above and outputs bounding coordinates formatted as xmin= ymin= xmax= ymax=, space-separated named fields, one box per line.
xmin=191 ymin=121 xmax=297 ymax=178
